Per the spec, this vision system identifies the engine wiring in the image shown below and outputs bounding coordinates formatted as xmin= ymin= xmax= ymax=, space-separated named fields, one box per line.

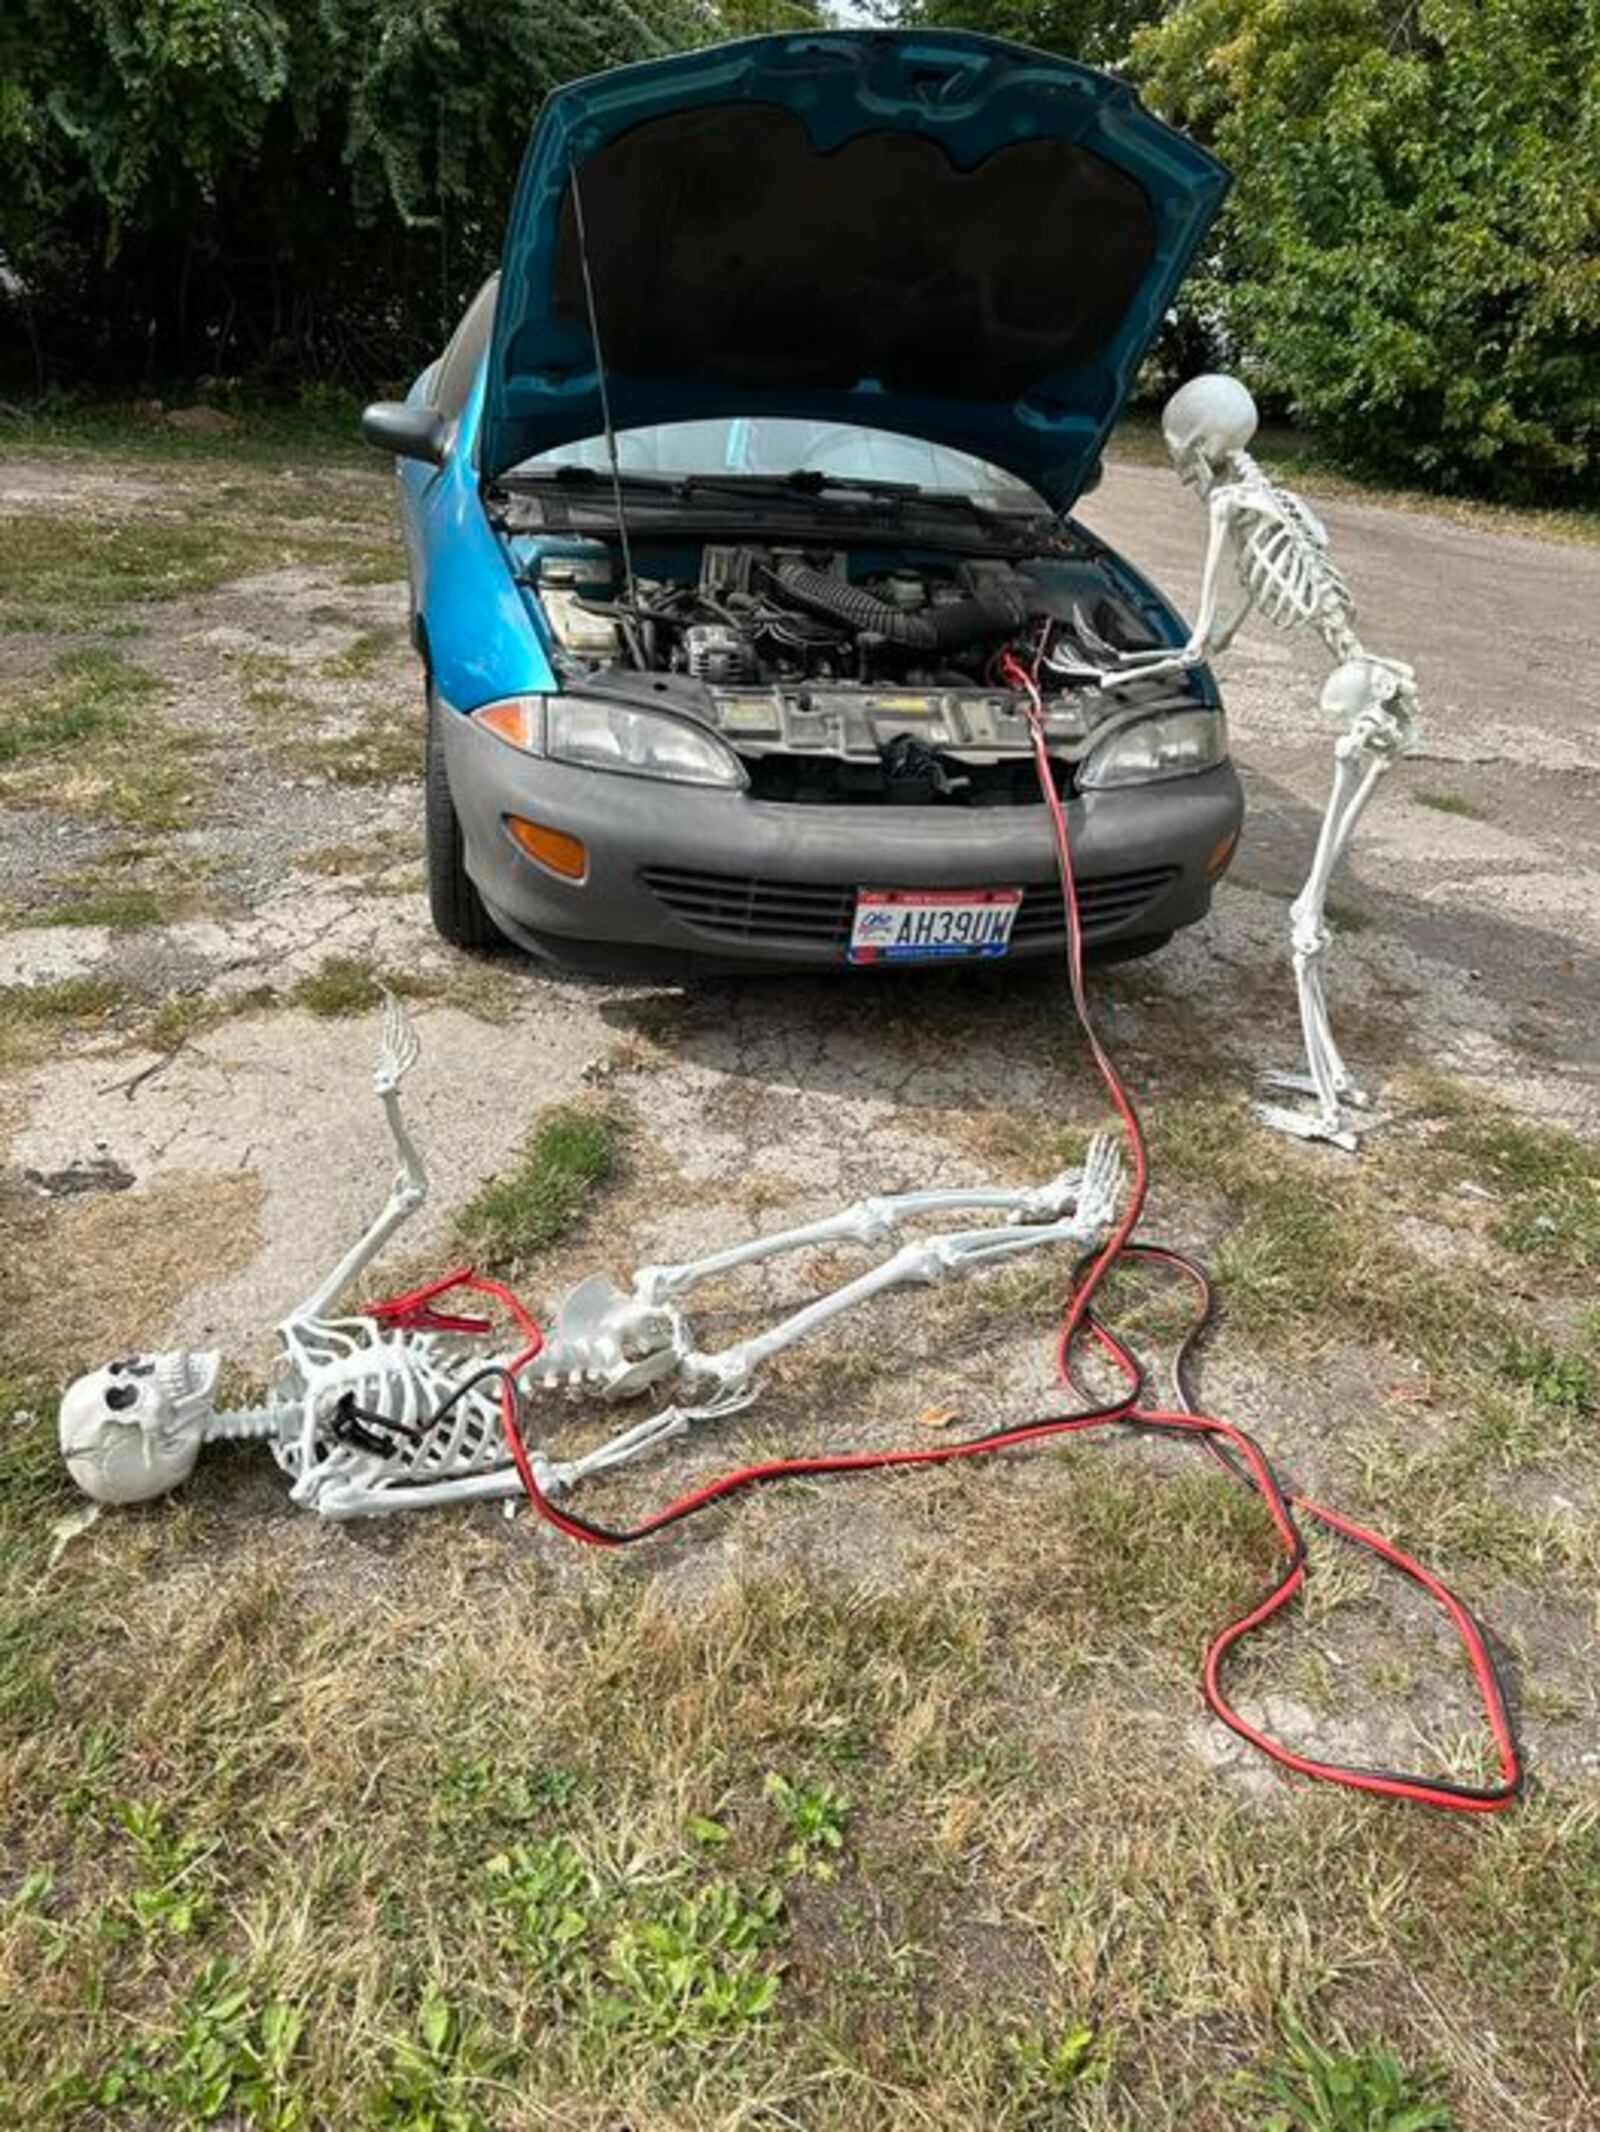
xmin=386 ymin=637 xmax=1522 ymax=1813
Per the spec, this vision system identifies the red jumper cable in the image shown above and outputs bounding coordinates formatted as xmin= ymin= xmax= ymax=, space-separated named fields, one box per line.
xmin=421 ymin=647 xmax=1521 ymax=1814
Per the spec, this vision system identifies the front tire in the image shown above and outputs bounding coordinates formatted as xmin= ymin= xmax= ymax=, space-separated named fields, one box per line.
xmin=425 ymin=694 xmax=501 ymax=951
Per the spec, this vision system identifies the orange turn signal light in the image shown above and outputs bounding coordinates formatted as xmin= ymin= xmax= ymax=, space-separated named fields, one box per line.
xmin=505 ymin=814 xmax=587 ymax=882
xmin=1204 ymin=827 xmax=1240 ymax=879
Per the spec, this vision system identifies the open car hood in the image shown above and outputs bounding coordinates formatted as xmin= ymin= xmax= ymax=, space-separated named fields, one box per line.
xmin=479 ymin=30 xmax=1228 ymax=510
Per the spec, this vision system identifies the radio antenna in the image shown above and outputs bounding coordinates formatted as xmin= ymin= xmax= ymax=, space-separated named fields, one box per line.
xmin=567 ymin=151 xmax=636 ymax=610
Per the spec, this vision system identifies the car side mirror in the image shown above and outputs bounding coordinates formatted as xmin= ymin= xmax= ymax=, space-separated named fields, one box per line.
xmin=361 ymin=401 xmax=447 ymax=466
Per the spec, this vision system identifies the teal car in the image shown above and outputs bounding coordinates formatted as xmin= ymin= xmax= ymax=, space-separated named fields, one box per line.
xmin=362 ymin=28 xmax=1241 ymax=973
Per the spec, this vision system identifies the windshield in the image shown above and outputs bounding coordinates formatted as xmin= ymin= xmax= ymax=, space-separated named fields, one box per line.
xmin=514 ymin=417 xmax=1044 ymax=511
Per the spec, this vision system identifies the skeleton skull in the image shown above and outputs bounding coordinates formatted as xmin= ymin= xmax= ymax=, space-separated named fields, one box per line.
xmin=1162 ymin=373 xmax=1259 ymax=485
xmin=59 ymin=1350 xmax=222 ymax=1505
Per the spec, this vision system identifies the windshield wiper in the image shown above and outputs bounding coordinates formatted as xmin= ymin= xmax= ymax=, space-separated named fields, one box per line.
xmin=513 ymin=465 xmax=1031 ymax=518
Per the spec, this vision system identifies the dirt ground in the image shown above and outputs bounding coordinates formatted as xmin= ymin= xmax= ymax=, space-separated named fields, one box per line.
xmin=1 ymin=425 xmax=1597 ymax=2130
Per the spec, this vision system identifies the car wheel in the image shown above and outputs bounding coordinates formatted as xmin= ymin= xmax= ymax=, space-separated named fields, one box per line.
xmin=425 ymin=694 xmax=501 ymax=951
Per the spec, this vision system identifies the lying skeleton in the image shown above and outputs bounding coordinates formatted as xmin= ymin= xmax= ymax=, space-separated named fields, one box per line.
xmin=1067 ymin=374 xmax=1417 ymax=1151
xmin=59 ymin=995 xmax=1123 ymax=1518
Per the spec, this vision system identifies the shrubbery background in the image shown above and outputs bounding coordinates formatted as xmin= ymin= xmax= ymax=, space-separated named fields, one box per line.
xmin=2 ymin=0 xmax=1594 ymax=499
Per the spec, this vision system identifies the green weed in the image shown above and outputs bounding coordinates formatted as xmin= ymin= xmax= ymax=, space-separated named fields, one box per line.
xmin=69 ymin=1958 xmax=306 ymax=2131
xmin=764 ymin=1769 xmax=851 ymax=1878
xmin=370 ymin=1984 xmax=496 ymax=2132
xmin=456 ymin=1106 xmax=620 ymax=1266
xmin=1245 ymin=2011 xmax=1455 ymax=2132
xmin=1412 ymin=790 xmax=1489 ymax=821
xmin=1001 ymin=2025 xmax=1108 ymax=2124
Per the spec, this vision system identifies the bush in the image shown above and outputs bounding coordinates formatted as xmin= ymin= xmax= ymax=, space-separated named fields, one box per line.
xmin=1130 ymin=0 xmax=1600 ymax=499
xmin=0 ymin=0 xmax=766 ymax=393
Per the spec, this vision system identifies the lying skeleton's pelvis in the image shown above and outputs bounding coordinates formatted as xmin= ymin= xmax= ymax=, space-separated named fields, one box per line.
xmin=57 ymin=1001 xmax=1123 ymax=1518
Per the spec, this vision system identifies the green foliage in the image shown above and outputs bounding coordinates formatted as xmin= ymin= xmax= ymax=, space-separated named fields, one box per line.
xmin=480 ymin=1833 xmax=785 ymax=2050
xmin=1131 ymin=0 xmax=1600 ymax=498
xmin=0 ymin=0 xmax=769 ymax=390
xmin=884 ymin=0 xmax=1159 ymax=67
xmin=69 ymin=1958 xmax=307 ymax=2130
xmin=1247 ymin=2011 xmax=1455 ymax=2132
xmin=371 ymin=1984 xmax=496 ymax=2132
xmin=1001 ymin=2024 xmax=1108 ymax=2121
xmin=763 ymin=1769 xmax=851 ymax=1877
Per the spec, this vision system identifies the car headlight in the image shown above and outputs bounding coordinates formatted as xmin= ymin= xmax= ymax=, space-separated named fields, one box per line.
xmin=471 ymin=694 xmax=745 ymax=790
xmin=1078 ymin=708 xmax=1229 ymax=791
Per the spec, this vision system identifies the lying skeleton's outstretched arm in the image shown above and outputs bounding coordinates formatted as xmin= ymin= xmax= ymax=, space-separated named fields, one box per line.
xmin=285 ymin=992 xmax=428 ymax=1327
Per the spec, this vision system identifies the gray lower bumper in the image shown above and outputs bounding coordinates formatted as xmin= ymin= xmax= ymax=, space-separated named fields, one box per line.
xmin=440 ymin=706 xmax=1243 ymax=976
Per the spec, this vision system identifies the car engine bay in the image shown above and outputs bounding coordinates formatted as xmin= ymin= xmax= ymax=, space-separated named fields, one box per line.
xmin=513 ymin=532 xmax=1213 ymax=807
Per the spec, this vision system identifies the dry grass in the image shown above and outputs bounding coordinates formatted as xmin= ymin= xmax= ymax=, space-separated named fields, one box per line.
xmin=2 ymin=417 xmax=1598 ymax=2131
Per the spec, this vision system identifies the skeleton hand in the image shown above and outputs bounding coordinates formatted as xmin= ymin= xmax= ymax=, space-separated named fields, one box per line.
xmin=1072 ymin=1131 xmax=1125 ymax=1238
xmin=372 ymin=988 xmax=420 ymax=1099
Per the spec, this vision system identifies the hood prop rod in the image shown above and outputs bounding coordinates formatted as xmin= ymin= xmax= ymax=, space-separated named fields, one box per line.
xmin=567 ymin=149 xmax=637 ymax=622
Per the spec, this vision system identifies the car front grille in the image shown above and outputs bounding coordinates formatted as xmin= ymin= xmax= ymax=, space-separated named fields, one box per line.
xmin=639 ymin=864 xmax=1178 ymax=952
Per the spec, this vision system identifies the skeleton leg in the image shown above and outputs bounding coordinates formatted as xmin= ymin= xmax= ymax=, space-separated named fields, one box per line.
xmin=681 ymin=1149 xmax=1121 ymax=1401
xmin=534 ymin=1144 xmax=1123 ymax=1398
xmin=634 ymin=1162 xmax=1112 ymax=1306
xmin=519 ymin=1140 xmax=1126 ymax=1492
xmin=1257 ymin=737 xmax=1392 ymax=1151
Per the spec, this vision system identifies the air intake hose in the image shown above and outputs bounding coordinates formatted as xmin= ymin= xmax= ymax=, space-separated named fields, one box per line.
xmin=772 ymin=561 xmax=1026 ymax=652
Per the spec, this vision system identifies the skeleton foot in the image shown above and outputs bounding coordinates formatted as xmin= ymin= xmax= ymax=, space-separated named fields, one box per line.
xmin=1260 ymin=1067 xmax=1371 ymax=1110
xmin=1252 ymin=1097 xmax=1361 ymax=1154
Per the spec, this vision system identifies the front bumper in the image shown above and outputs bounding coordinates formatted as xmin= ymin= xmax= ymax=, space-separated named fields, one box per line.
xmin=440 ymin=706 xmax=1243 ymax=976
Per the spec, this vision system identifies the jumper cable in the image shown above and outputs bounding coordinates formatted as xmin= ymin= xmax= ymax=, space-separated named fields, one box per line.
xmin=452 ymin=648 xmax=1522 ymax=1813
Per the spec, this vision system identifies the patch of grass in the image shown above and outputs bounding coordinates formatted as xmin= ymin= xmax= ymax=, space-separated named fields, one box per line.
xmin=40 ymin=881 xmax=172 ymax=929
xmin=1412 ymin=789 xmax=1490 ymax=821
xmin=0 ymin=495 xmax=399 ymax=635
xmin=1245 ymin=2010 xmax=1455 ymax=2131
xmin=0 ymin=972 xmax=125 ymax=1024
xmin=0 ymin=652 xmax=211 ymax=830
xmin=0 ymin=972 xmax=127 ymax=1065
xmin=323 ymin=625 xmax=401 ymax=677
xmin=1439 ymin=1112 xmax=1600 ymax=1273
xmin=291 ymin=960 xmax=441 ymax=1020
xmin=0 ymin=395 xmax=373 ymax=468
xmin=0 ymin=515 xmax=271 ymax=626
xmin=294 ymin=954 xmax=385 ymax=1018
xmin=455 ymin=1105 xmax=621 ymax=1267
xmin=0 ymin=648 xmax=154 ymax=765
xmin=287 ymin=704 xmax=420 ymax=786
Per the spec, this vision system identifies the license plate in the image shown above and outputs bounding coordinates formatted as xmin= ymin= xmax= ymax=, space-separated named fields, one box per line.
xmin=849 ymin=886 xmax=1022 ymax=964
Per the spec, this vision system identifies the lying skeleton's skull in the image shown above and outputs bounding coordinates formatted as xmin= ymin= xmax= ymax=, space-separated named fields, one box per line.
xmin=1162 ymin=373 xmax=1259 ymax=483
xmin=59 ymin=1349 xmax=222 ymax=1505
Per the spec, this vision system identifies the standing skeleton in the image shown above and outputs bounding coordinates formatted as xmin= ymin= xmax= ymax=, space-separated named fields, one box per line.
xmin=1081 ymin=374 xmax=1417 ymax=1150
xmin=59 ymin=995 xmax=1123 ymax=1518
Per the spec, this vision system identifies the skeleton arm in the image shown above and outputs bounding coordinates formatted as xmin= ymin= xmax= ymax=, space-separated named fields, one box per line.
xmin=285 ymin=993 xmax=428 ymax=1326
xmin=1092 ymin=487 xmax=1240 ymax=691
